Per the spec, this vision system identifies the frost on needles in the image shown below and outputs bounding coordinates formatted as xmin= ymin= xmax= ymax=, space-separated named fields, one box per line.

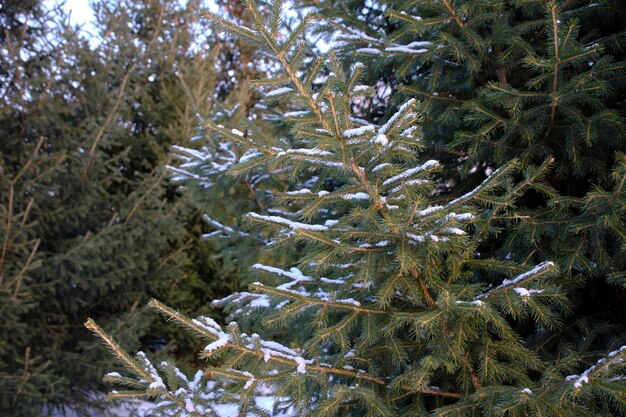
xmin=87 ymin=1 xmax=626 ymax=416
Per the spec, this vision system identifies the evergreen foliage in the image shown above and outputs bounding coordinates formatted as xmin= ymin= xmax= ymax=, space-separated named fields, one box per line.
xmin=89 ymin=1 xmax=626 ymax=416
xmin=308 ymin=0 xmax=626 ymax=319
xmin=0 ymin=1 xmax=234 ymax=414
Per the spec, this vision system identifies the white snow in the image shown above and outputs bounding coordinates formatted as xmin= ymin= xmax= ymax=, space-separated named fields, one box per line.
xmin=335 ymin=298 xmax=361 ymax=307
xmin=136 ymin=352 xmax=165 ymax=390
xmin=204 ymin=336 xmax=231 ymax=352
xmin=239 ymin=150 xmax=263 ymax=163
xmin=203 ymin=214 xmax=250 ymax=238
xmin=385 ymin=46 xmax=428 ymax=54
xmin=266 ymin=87 xmax=293 ymax=97
xmin=359 ymin=241 xmax=389 ymax=248
xmin=294 ymin=356 xmax=307 ymax=373
xmin=247 ymin=212 xmax=328 ymax=231
xmin=371 ymin=162 xmax=391 ymax=173
xmin=407 ymin=233 xmax=425 ymax=243
xmin=243 ymin=376 xmax=256 ymax=390
xmin=373 ymin=133 xmax=389 ymax=145
xmin=351 ymin=62 xmax=365 ymax=73
xmin=389 ymin=179 xmax=429 ymax=194
xmin=253 ymin=264 xmax=313 ymax=290
xmin=399 ymin=11 xmax=422 ymax=21
xmin=382 ymin=160 xmax=439 ymax=186
xmin=352 ymin=85 xmax=370 ymax=93
xmin=231 ymin=129 xmax=244 ymax=137
xmin=513 ymin=287 xmax=530 ymax=298
xmin=285 ymin=189 xmax=312 ymax=195
xmin=341 ymin=192 xmax=370 ymax=200
xmin=284 ymin=110 xmax=310 ymax=117
xmin=337 ymin=29 xmax=381 ymax=43
xmin=320 ymin=277 xmax=345 ymax=285
xmin=456 ymin=300 xmax=484 ymax=307
xmin=419 ymin=206 xmax=444 ymax=216
xmin=356 ymin=48 xmax=382 ymax=55
xmin=276 ymin=148 xmax=333 ymax=157
xmin=305 ymin=159 xmax=344 ymax=168
xmin=343 ymin=125 xmax=375 ymax=137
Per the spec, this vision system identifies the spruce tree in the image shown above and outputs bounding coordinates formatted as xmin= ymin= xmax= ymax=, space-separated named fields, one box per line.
xmin=89 ymin=1 xmax=626 ymax=416
xmin=0 ymin=1 xmax=234 ymax=414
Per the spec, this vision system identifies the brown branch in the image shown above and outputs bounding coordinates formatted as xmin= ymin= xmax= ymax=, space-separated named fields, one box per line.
xmin=0 ymin=187 xmax=15 ymax=275
xmin=442 ymin=0 xmax=465 ymax=29
xmin=410 ymin=266 xmax=437 ymax=309
xmin=494 ymin=45 xmax=508 ymax=85
xmin=469 ymin=369 xmax=482 ymax=390
xmin=10 ymin=239 xmax=41 ymax=299
xmin=12 ymin=347 xmax=31 ymax=407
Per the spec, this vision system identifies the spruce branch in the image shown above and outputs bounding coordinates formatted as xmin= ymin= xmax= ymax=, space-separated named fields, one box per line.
xmin=85 ymin=319 xmax=150 ymax=382
xmin=250 ymin=282 xmax=387 ymax=315
xmin=150 ymin=299 xmax=462 ymax=399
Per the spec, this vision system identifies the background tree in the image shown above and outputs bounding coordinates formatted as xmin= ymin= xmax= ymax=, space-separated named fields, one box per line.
xmin=0 ymin=0 xmax=240 ymax=414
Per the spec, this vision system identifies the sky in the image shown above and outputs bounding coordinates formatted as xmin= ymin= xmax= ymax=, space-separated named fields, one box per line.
xmin=45 ymin=0 xmax=219 ymax=34
xmin=44 ymin=0 xmax=329 ymax=51
xmin=51 ymin=0 xmax=95 ymax=26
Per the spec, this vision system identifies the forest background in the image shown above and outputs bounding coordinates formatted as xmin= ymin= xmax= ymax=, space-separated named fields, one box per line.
xmin=1 ymin=0 xmax=257 ymax=414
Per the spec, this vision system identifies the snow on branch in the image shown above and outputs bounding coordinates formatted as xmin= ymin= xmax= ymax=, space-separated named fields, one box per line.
xmin=335 ymin=27 xmax=383 ymax=44
xmin=380 ymin=99 xmax=417 ymax=134
xmin=447 ymin=160 xmax=517 ymax=207
xmin=275 ymin=148 xmax=334 ymax=157
xmin=250 ymin=282 xmax=375 ymax=311
xmin=211 ymin=291 xmax=275 ymax=324
xmin=382 ymin=160 xmax=439 ymax=187
xmin=475 ymin=261 xmax=556 ymax=300
xmin=417 ymin=159 xmax=519 ymax=217
xmin=203 ymin=214 xmax=250 ymax=238
xmin=385 ymin=41 xmax=432 ymax=55
xmin=266 ymin=87 xmax=294 ymax=97
xmin=166 ymin=165 xmax=201 ymax=180
xmin=272 ymin=147 xmax=344 ymax=169
xmin=136 ymin=352 xmax=165 ymax=390
xmin=172 ymin=145 xmax=211 ymax=161
xmin=247 ymin=212 xmax=328 ymax=231
xmin=343 ymin=125 xmax=376 ymax=138
xmin=566 ymin=346 xmax=626 ymax=389
xmin=252 ymin=264 xmax=313 ymax=290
